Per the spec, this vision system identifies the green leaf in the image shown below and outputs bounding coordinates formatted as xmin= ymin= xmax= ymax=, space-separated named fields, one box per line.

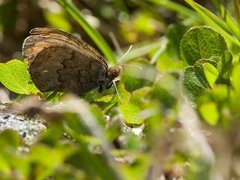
xmin=183 ymin=59 xmax=218 ymax=103
xmin=196 ymin=59 xmax=217 ymax=87
xmin=202 ymin=63 xmax=218 ymax=88
xmin=93 ymin=82 xmax=130 ymax=103
xmin=194 ymin=60 xmax=215 ymax=88
xmin=180 ymin=26 xmax=227 ymax=65
xmin=118 ymin=82 xmax=131 ymax=103
xmin=30 ymin=145 xmax=66 ymax=167
xmin=185 ymin=0 xmax=240 ymax=46
xmin=231 ymin=63 xmax=240 ymax=96
xmin=217 ymin=51 xmax=233 ymax=80
xmin=29 ymin=144 xmax=71 ymax=179
xmin=183 ymin=66 xmax=206 ymax=103
xmin=0 ymin=130 xmax=28 ymax=177
xmin=156 ymin=49 xmax=184 ymax=71
xmin=199 ymin=102 xmax=219 ymax=125
xmin=131 ymin=87 xmax=152 ymax=105
xmin=0 ymin=130 xmax=21 ymax=149
xmin=89 ymin=105 xmax=106 ymax=127
xmin=197 ymin=85 xmax=233 ymax=125
xmin=93 ymin=94 xmax=116 ymax=103
xmin=119 ymin=103 xmax=144 ymax=125
xmin=0 ymin=60 xmax=40 ymax=94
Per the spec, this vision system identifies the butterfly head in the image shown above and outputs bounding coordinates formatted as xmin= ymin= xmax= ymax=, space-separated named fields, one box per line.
xmin=108 ymin=65 xmax=122 ymax=81
xmin=98 ymin=65 xmax=122 ymax=92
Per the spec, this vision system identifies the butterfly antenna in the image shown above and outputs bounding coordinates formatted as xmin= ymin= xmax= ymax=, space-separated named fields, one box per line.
xmin=118 ymin=45 xmax=133 ymax=64
xmin=113 ymin=80 xmax=121 ymax=103
xmin=109 ymin=32 xmax=122 ymax=55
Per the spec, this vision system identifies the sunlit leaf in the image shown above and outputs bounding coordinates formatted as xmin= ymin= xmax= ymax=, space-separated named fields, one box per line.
xmin=0 ymin=60 xmax=39 ymax=94
xmin=30 ymin=145 xmax=66 ymax=167
xmin=185 ymin=0 xmax=240 ymax=46
xmin=199 ymin=102 xmax=219 ymax=125
xmin=231 ymin=63 xmax=240 ymax=96
xmin=217 ymin=51 xmax=233 ymax=80
xmin=180 ymin=26 xmax=227 ymax=65
xmin=119 ymin=103 xmax=144 ymax=125
xmin=203 ymin=63 xmax=218 ymax=88
xmin=131 ymin=87 xmax=152 ymax=105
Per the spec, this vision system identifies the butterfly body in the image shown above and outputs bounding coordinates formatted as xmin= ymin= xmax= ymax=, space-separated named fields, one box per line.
xmin=22 ymin=28 xmax=121 ymax=95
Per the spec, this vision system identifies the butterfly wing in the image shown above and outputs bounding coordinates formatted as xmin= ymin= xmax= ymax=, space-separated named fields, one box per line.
xmin=22 ymin=27 xmax=108 ymax=95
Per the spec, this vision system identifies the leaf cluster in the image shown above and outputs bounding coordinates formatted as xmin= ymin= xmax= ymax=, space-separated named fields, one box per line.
xmin=0 ymin=0 xmax=240 ymax=179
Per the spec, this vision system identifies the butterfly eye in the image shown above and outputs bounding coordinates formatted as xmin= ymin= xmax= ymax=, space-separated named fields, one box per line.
xmin=108 ymin=66 xmax=122 ymax=80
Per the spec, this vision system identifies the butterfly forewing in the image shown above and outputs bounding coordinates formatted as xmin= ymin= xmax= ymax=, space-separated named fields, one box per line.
xmin=23 ymin=28 xmax=108 ymax=66
xmin=22 ymin=27 xmax=110 ymax=95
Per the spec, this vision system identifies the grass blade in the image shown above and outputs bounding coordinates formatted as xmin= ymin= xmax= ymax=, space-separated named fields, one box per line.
xmin=56 ymin=0 xmax=116 ymax=64
xmin=186 ymin=0 xmax=240 ymax=46
xmin=149 ymin=0 xmax=200 ymax=22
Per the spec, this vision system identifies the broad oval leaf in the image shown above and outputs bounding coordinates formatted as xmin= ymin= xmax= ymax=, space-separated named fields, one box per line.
xmin=183 ymin=59 xmax=219 ymax=103
xmin=119 ymin=103 xmax=144 ymax=125
xmin=0 ymin=60 xmax=39 ymax=94
xmin=183 ymin=66 xmax=206 ymax=104
xmin=180 ymin=26 xmax=227 ymax=65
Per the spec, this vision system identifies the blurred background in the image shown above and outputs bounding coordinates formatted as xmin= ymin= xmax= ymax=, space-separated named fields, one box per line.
xmin=0 ymin=0 xmax=213 ymax=62
xmin=1 ymin=1 xmax=240 ymax=179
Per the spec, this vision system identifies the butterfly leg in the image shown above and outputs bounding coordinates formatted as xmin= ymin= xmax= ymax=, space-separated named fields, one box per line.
xmin=98 ymin=83 xmax=103 ymax=92
xmin=107 ymin=82 xmax=113 ymax=89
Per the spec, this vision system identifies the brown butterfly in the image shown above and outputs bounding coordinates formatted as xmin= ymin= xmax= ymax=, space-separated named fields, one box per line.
xmin=22 ymin=27 xmax=121 ymax=96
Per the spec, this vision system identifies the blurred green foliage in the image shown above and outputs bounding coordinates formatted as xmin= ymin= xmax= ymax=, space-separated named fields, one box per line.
xmin=1 ymin=0 xmax=240 ymax=179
